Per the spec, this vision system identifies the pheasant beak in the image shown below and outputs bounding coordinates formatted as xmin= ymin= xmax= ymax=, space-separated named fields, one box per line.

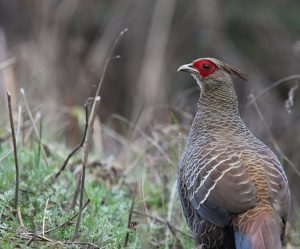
xmin=177 ymin=63 xmax=198 ymax=74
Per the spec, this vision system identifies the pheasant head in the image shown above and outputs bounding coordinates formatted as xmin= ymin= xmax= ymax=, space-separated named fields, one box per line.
xmin=178 ymin=58 xmax=248 ymax=106
xmin=178 ymin=58 xmax=247 ymax=89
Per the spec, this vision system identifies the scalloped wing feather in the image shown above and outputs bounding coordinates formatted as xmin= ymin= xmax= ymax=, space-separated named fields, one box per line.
xmin=184 ymin=145 xmax=256 ymax=227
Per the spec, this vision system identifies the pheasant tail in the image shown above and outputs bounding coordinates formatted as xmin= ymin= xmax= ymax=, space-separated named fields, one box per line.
xmin=234 ymin=213 xmax=282 ymax=249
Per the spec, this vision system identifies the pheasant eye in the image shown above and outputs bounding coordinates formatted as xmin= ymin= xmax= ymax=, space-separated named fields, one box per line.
xmin=192 ymin=59 xmax=218 ymax=77
xmin=202 ymin=64 xmax=210 ymax=70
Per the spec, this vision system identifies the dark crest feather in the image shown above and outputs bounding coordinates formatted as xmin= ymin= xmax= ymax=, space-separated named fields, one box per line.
xmin=222 ymin=63 xmax=248 ymax=81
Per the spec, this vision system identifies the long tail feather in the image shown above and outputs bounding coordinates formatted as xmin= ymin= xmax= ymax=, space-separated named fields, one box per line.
xmin=234 ymin=213 xmax=283 ymax=249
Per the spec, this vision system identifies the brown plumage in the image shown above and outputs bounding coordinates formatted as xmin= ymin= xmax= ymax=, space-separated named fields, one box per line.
xmin=177 ymin=58 xmax=290 ymax=249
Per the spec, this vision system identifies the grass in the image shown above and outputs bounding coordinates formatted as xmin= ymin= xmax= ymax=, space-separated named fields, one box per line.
xmin=2 ymin=107 xmax=298 ymax=249
xmin=0 ymin=146 xmax=133 ymax=248
xmin=0 ymin=115 xmax=194 ymax=248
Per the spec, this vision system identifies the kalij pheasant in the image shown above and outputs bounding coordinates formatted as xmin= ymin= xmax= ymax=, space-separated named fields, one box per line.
xmin=177 ymin=58 xmax=290 ymax=249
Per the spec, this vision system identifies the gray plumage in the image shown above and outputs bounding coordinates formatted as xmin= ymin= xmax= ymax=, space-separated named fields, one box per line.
xmin=177 ymin=58 xmax=290 ymax=249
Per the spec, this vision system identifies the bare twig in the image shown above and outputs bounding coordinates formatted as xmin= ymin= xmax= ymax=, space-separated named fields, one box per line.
xmin=21 ymin=233 xmax=99 ymax=248
xmin=45 ymin=199 xmax=90 ymax=234
xmin=0 ymin=150 xmax=12 ymax=163
xmin=132 ymin=210 xmax=192 ymax=239
xmin=72 ymin=28 xmax=128 ymax=242
xmin=54 ymin=104 xmax=89 ymax=180
xmin=71 ymin=100 xmax=95 ymax=241
xmin=166 ymin=222 xmax=184 ymax=249
xmin=124 ymin=180 xmax=138 ymax=247
xmin=0 ymin=122 xmax=32 ymax=144
xmin=92 ymin=28 xmax=127 ymax=100
xmin=72 ymin=160 xmax=86 ymax=241
xmin=249 ymin=74 xmax=300 ymax=105
xmin=26 ymin=237 xmax=35 ymax=246
xmin=21 ymin=107 xmax=25 ymax=146
xmin=63 ymin=241 xmax=99 ymax=248
xmin=249 ymin=93 xmax=300 ymax=177
xmin=285 ymin=84 xmax=299 ymax=113
xmin=21 ymin=233 xmax=54 ymax=243
xmin=37 ymin=118 xmax=43 ymax=167
xmin=165 ymin=180 xmax=178 ymax=249
xmin=17 ymin=207 xmax=25 ymax=227
xmin=71 ymin=173 xmax=82 ymax=208
xmin=41 ymin=142 xmax=66 ymax=161
xmin=7 ymin=92 xmax=20 ymax=213
xmin=42 ymin=199 xmax=49 ymax=237
xmin=19 ymin=199 xmax=92 ymax=248
xmin=112 ymin=114 xmax=175 ymax=167
xmin=0 ymin=206 xmax=4 ymax=223
xmin=16 ymin=105 xmax=22 ymax=142
xmin=140 ymin=176 xmax=150 ymax=226
xmin=20 ymin=88 xmax=49 ymax=167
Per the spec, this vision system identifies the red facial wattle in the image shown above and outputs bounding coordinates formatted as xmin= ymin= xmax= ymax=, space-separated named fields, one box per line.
xmin=192 ymin=59 xmax=218 ymax=78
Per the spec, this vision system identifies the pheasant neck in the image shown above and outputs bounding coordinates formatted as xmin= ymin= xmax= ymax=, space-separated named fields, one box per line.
xmin=193 ymin=84 xmax=244 ymax=134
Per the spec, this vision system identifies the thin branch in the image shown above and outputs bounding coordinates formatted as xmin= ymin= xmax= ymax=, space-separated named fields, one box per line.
xmin=249 ymin=93 xmax=300 ymax=177
xmin=42 ymin=199 xmax=49 ymax=237
xmin=132 ymin=210 xmax=193 ymax=239
xmin=124 ymin=180 xmax=138 ymax=247
xmin=165 ymin=180 xmax=177 ymax=248
xmin=20 ymin=88 xmax=49 ymax=167
xmin=249 ymin=74 xmax=300 ymax=105
xmin=44 ymin=199 xmax=90 ymax=234
xmin=112 ymin=114 xmax=175 ymax=168
xmin=93 ymin=28 xmax=127 ymax=99
xmin=63 ymin=241 xmax=99 ymax=248
xmin=21 ymin=233 xmax=99 ymax=248
xmin=71 ymin=100 xmax=94 ymax=241
xmin=41 ymin=142 xmax=66 ymax=161
xmin=37 ymin=118 xmax=43 ymax=167
xmin=26 ymin=236 xmax=34 ymax=246
xmin=285 ymin=84 xmax=299 ymax=113
xmin=21 ymin=233 xmax=54 ymax=243
xmin=17 ymin=207 xmax=25 ymax=227
xmin=0 ymin=206 xmax=4 ymax=223
xmin=71 ymin=173 xmax=82 ymax=208
xmin=0 ymin=150 xmax=12 ymax=163
xmin=21 ymin=107 xmax=25 ymax=146
xmin=7 ymin=92 xmax=20 ymax=213
xmin=14 ymin=198 xmax=91 ymax=246
xmin=54 ymin=104 xmax=89 ymax=180
xmin=0 ymin=122 xmax=32 ymax=144
xmin=16 ymin=105 xmax=22 ymax=143
xmin=72 ymin=28 xmax=128 ymax=241
xmin=166 ymin=221 xmax=185 ymax=249
xmin=139 ymin=176 xmax=150 ymax=226
xmin=71 ymin=155 xmax=86 ymax=242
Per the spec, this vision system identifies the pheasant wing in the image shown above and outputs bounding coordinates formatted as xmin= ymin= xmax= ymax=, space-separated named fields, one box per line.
xmin=185 ymin=147 xmax=256 ymax=227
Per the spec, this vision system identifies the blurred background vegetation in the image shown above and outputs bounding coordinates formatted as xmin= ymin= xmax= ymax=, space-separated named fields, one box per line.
xmin=0 ymin=0 xmax=300 ymax=248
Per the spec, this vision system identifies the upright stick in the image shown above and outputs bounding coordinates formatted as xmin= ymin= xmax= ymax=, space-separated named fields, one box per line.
xmin=7 ymin=91 xmax=19 ymax=212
